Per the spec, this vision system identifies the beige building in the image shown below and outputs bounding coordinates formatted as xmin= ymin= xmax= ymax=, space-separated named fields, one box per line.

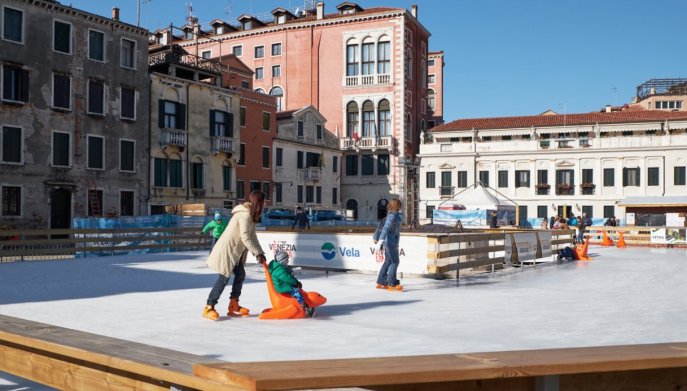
xmin=148 ymin=46 xmax=240 ymax=213
xmin=273 ymin=106 xmax=341 ymax=211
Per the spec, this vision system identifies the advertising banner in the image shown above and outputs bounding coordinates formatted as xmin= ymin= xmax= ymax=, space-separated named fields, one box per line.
xmin=256 ymin=232 xmax=429 ymax=274
xmin=504 ymin=232 xmax=551 ymax=265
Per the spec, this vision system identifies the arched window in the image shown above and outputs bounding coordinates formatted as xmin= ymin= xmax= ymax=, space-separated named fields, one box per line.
xmin=377 ymin=38 xmax=390 ymax=74
xmin=346 ymin=101 xmax=359 ymax=138
xmin=270 ymin=86 xmax=284 ymax=111
xmin=346 ymin=39 xmax=359 ymax=76
xmin=361 ymin=37 xmax=375 ymax=76
xmin=377 ymin=99 xmax=391 ymax=136
xmin=255 ymin=88 xmax=265 ymax=94
xmin=362 ymin=100 xmax=375 ymax=137
xmin=427 ymin=89 xmax=435 ymax=111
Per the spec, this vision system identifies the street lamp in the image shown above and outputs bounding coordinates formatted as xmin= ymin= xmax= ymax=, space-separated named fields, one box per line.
xmin=396 ymin=156 xmax=422 ymax=226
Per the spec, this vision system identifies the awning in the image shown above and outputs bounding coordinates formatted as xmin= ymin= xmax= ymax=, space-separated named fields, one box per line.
xmin=618 ymin=196 xmax=687 ymax=207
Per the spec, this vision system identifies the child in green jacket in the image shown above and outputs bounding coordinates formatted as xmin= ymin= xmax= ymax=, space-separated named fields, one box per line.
xmin=202 ymin=212 xmax=228 ymax=250
xmin=268 ymin=250 xmax=314 ymax=317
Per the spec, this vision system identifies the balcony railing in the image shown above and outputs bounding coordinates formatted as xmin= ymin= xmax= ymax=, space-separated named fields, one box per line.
xmin=580 ymin=183 xmax=595 ymax=195
xmin=149 ymin=47 xmax=221 ymax=74
xmin=440 ymin=186 xmax=454 ymax=197
xmin=539 ymin=140 xmax=551 ymax=149
xmin=536 ymin=183 xmax=550 ymax=195
xmin=161 ymin=128 xmax=187 ymax=148
xmin=556 ymin=139 xmax=574 ymax=148
xmin=344 ymin=73 xmax=391 ymax=87
xmin=211 ymin=136 xmax=233 ymax=155
xmin=340 ymin=136 xmax=393 ymax=150
xmin=304 ymin=167 xmax=321 ymax=182
xmin=579 ymin=139 xmax=591 ymax=147
xmin=556 ymin=184 xmax=575 ymax=196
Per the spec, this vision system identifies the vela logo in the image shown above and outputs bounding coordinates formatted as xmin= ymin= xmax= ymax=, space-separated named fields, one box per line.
xmin=320 ymin=242 xmax=336 ymax=260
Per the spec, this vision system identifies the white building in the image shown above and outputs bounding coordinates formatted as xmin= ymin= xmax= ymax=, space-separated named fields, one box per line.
xmin=418 ymin=109 xmax=687 ymax=225
xmin=273 ymin=106 xmax=341 ymax=211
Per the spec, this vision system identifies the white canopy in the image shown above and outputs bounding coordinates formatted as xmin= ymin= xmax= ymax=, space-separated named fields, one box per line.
xmin=449 ymin=183 xmax=517 ymax=210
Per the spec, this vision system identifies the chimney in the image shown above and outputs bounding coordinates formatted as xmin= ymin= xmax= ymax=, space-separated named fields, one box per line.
xmin=411 ymin=4 xmax=417 ymax=18
xmin=316 ymin=2 xmax=325 ymax=20
xmin=605 ymin=105 xmax=612 ymax=113
xmin=112 ymin=7 xmax=120 ymax=21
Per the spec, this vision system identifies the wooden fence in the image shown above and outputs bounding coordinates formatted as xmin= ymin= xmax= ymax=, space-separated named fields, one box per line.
xmin=0 ymin=227 xmax=210 ymax=262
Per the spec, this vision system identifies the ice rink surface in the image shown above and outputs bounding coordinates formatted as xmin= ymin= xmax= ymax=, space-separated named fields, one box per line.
xmin=2 ymin=245 xmax=687 ymax=389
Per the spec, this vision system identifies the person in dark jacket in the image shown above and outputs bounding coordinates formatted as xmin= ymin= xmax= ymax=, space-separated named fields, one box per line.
xmin=268 ymin=249 xmax=314 ymax=317
xmin=604 ymin=216 xmax=617 ymax=227
xmin=489 ymin=211 xmax=498 ymax=228
xmin=292 ymin=206 xmax=310 ymax=231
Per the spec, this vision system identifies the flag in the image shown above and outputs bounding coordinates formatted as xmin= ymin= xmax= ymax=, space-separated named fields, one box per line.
xmin=353 ymin=132 xmax=359 ymax=142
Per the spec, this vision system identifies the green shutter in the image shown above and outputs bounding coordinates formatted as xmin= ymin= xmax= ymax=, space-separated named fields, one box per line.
xmin=158 ymin=100 xmax=165 ymax=128
xmin=177 ymin=103 xmax=186 ymax=130
xmin=209 ymin=110 xmax=215 ymax=137
xmin=226 ymin=112 xmax=233 ymax=137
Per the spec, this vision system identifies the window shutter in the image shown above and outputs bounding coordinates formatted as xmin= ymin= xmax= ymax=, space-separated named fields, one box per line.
xmin=177 ymin=103 xmax=186 ymax=130
xmin=209 ymin=110 xmax=215 ymax=137
xmin=20 ymin=69 xmax=29 ymax=102
xmin=226 ymin=112 xmax=233 ymax=137
xmin=622 ymin=168 xmax=628 ymax=186
xmin=158 ymin=100 xmax=165 ymax=128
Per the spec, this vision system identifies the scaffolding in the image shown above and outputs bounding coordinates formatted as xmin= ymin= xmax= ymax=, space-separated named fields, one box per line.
xmin=636 ymin=78 xmax=687 ymax=100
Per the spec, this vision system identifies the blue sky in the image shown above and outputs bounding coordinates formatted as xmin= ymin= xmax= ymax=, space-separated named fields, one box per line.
xmin=67 ymin=0 xmax=687 ymax=122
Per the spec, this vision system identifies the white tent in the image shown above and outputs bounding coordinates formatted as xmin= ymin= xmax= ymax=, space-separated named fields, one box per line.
xmin=449 ymin=183 xmax=516 ymax=211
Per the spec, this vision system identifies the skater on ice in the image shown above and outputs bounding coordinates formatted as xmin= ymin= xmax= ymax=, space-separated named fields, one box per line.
xmin=202 ymin=190 xmax=268 ymax=321
xmin=267 ymin=249 xmax=315 ymax=318
xmin=373 ymin=198 xmax=403 ymax=291
xmin=201 ymin=211 xmax=228 ymax=251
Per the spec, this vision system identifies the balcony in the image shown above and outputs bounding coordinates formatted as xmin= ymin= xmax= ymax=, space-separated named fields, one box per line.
xmin=579 ymin=139 xmax=591 ymax=147
xmin=304 ymin=167 xmax=321 ymax=182
xmin=148 ymin=47 xmax=221 ymax=74
xmin=161 ymin=128 xmax=187 ymax=148
xmin=580 ymin=183 xmax=596 ymax=195
xmin=344 ymin=73 xmax=392 ymax=87
xmin=340 ymin=136 xmax=394 ymax=151
xmin=556 ymin=184 xmax=575 ymax=196
xmin=440 ymin=186 xmax=454 ymax=198
xmin=536 ymin=183 xmax=550 ymax=195
xmin=211 ymin=136 xmax=233 ymax=155
xmin=539 ymin=140 xmax=551 ymax=149
xmin=556 ymin=139 xmax=574 ymax=149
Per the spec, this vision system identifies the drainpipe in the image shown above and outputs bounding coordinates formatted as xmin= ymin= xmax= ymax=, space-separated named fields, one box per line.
xmin=185 ymin=82 xmax=190 ymax=200
xmin=146 ymin=77 xmax=152 ymax=212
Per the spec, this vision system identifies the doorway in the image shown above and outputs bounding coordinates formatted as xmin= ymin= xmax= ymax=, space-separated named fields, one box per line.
xmin=346 ymin=199 xmax=358 ymax=220
xmin=557 ymin=205 xmax=573 ymax=218
xmin=50 ymin=188 xmax=72 ymax=238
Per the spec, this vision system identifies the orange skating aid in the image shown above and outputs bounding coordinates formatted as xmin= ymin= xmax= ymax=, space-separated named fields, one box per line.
xmin=259 ymin=262 xmax=326 ymax=320
xmin=601 ymin=230 xmax=614 ymax=247
xmin=573 ymin=237 xmax=592 ymax=261
xmin=617 ymin=232 xmax=627 ymax=248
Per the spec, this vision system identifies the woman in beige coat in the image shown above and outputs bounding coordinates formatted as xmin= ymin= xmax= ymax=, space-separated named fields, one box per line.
xmin=203 ymin=190 xmax=267 ymax=321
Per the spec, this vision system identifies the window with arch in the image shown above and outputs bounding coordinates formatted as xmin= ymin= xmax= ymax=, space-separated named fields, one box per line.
xmin=346 ymin=101 xmax=359 ymax=138
xmin=361 ymin=38 xmax=375 ymax=75
xmin=427 ymin=89 xmax=435 ymax=111
xmin=346 ymin=40 xmax=359 ymax=76
xmin=378 ymin=99 xmax=391 ymax=136
xmin=270 ymin=86 xmax=283 ymax=111
xmin=377 ymin=39 xmax=390 ymax=74
xmin=362 ymin=100 xmax=375 ymax=137
xmin=190 ymin=157 xmax=204 ymax=190
xmin=255 ymin=88 xmax=265 ymax=94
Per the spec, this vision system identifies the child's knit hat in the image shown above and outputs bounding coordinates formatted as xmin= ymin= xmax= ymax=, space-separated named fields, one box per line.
xmin=274 ymin=250 xmax=289 ymax=265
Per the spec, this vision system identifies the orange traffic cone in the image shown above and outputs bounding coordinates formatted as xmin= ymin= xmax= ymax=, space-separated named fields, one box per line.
xmin=617 ymin=231 xmax=627 ymax=248
xmin=601 ymin=230 xmax=614 ymax=246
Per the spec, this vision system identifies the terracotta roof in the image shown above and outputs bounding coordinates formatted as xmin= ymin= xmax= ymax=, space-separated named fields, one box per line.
xmin=432 ymin=110 xmax=687 ymax=132
xmin=276 ymin=109 xmax=298 ymax=120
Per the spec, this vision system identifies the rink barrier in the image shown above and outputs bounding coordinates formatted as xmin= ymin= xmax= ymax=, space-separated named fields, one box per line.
xmin=0 ymin=227 xmax=210 ymax=262
xmin=427 ymin=229 xmax=575 ymax=274
xmin=2 ymin=314 xmax=687 ymax=391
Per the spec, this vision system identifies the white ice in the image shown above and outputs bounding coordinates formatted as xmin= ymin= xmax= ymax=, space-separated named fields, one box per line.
xmin=2 ymin=245 xmax=687 ymax=389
